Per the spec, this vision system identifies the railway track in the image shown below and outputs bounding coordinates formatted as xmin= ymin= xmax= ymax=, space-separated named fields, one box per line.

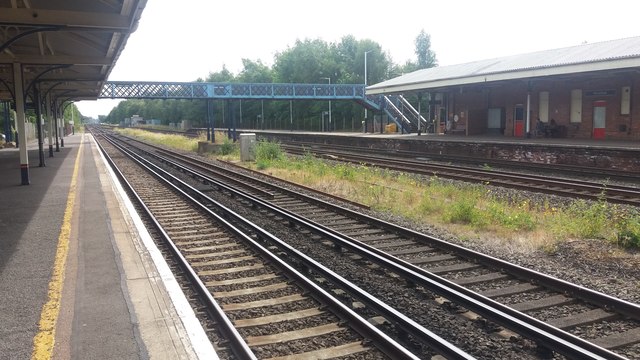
xmin=94 ymin=130 xmax=468 ymax=359
xmin=93 ymin=126 xmax=640 ymax=359
xmin=279 ymin=143 xmax=640 ymax=207
xmin=278 ymin=140 xmax=640 ymax=183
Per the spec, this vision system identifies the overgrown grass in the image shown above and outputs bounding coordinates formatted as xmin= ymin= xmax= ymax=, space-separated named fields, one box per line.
xmin=116 ymin=128 xmax=205 ymax=152
xmin=246 ymin=141 xmax=640 ymax=250
xmin=254 ymin=140 xmax=285 ymax=169
xmin=115 ymin=132 xmax=640 ymax=250
xmin=218 ymin=137 xmax=238 ymax=156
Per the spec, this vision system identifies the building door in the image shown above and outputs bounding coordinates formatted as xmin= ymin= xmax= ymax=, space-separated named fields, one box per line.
xmin=593 ymin=101 xmax=606 ymax=139
xmin=487 ymin=108 xmax=502 ymax=134
xmin=513 ymin=105 xmax=525 ymax=137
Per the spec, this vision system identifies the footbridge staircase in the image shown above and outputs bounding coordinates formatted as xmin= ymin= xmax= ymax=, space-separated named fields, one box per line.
xmin=380 ymin=95 xmax=429 ymax=134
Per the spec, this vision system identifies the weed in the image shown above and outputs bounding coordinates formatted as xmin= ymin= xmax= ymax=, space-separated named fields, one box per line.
xmin=614 ymin=211 xmax=640 ymax=249
xmin=219 ymin=138 xmax=237 ymax=155
xmin=255 ymin=140 xmax=283 ymax=163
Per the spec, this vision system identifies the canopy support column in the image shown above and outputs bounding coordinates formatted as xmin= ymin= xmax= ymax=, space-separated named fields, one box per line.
xmin=13 ymin=63 xmax=29 ymax=185
xmin=34 ymin=86 xmax=45 ymax=167
xmin=46 ymin=94 xmax=54 ymax=157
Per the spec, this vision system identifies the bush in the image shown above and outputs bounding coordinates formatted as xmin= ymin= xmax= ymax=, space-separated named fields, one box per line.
xmin=569 ymin=199 xmax=608 ymax=239
xmin=615 ymin=216 xmax=640 ymax=249
xmin=218 ymin=138 xmax=236 ymax=155
xmin=255 ymin=140 xmax=283 ymax=163
xmin=444 ymin=198 xmax=482 ymax=225
xmin=486 ymin=202 xmax=536 ymax=231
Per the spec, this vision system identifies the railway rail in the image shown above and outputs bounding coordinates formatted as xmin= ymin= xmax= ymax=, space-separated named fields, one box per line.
xmin=278 ymin=140 xmax=640 ymax=183
xmin=279 ymin=143 xmax=640 ymax=207
xmin=92 ymin=125 xmax=640 ymax=359
xmin=93 ymin=129 xmax=468 ymax=359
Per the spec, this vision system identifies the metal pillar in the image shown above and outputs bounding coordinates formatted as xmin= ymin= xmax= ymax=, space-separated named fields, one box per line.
xmin=46 ymin=94 xmax=53 ymax=157
xmin=13 ymin=63 xmax=29 ymax=185
xmin=261 ymin=100 xmax=264 ymax=130
xmin=54 ymin=102 xmax=60 ymax=152
xmin=526 ymin=92 xmax=531 ymax=136
xmin=206 ymin=99 xmax=211 ymax=141
xmin=2 ymin=101 xmax=11 ymax=142
xmin=225 ymin=100 xmax=231 ymax=139
xmin=231 ymin=101 xmax=237 ymax=142
xmin=289 ymin=100 xmax=293 ymax=131
xmin=417 ymin=93 xmax=422 ymax=136
xmin=34 ymin=86 xmax=45 ymax=167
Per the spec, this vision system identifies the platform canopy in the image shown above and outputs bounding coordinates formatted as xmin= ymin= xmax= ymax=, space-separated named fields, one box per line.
xmin=367 ymin=36 xmax=640 ymax=95
xmin=0 ymin=0 xmax=146 ymax=103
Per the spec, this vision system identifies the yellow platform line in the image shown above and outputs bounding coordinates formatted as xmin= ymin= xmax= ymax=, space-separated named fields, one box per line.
xmin=31 ymin=135 xmax=84 ymax=360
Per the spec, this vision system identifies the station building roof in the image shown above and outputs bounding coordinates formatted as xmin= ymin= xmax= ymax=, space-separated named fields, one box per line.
xmin=367 ymin=36 xmax=640 ymax=95
xmin=0 ymin=0 xmax=146 ymax=102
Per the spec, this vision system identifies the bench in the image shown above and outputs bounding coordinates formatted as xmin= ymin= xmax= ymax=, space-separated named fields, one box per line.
xmin=449 ymin=123 xmax=466 ymax=135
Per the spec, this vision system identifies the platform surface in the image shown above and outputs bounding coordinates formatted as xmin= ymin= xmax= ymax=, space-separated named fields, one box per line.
xmin=0 ymin=134 xmax=213 ymax=359
xmin=247 ymin=129 xmax=640 ymax=150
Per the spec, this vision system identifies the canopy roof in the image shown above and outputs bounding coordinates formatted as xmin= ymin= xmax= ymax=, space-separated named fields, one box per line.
xmin=367 ymin=36 xmax=640 ymax=95
xmin=0 ymin=0 xmax=146 ymax=102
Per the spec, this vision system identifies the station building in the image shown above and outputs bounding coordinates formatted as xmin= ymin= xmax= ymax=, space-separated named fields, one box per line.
xmin=367 ymin=36 xmax=640 ymax=140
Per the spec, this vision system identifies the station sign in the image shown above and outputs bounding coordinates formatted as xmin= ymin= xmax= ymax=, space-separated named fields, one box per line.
xmin=585 ymin=90 xmax=616 ymax=97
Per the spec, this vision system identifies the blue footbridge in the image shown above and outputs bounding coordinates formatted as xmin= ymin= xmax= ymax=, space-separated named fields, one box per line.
xmin=99 ymin=81 xmax=428 ymax=134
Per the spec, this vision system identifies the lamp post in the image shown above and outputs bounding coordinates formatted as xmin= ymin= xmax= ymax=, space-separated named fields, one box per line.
xmin=364 ymin=50 xmax=372 ymax=122
xmin=320 ymin=77 xmax=331 ymax=131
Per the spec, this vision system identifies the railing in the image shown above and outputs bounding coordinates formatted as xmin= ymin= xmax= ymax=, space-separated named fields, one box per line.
xmin=100 ymin=81 xmax=378 ymax=102
xmin=382 ymin=96 xmax=412 ymax=133
xmin=397 ymin=95 xmax=429 ymax=131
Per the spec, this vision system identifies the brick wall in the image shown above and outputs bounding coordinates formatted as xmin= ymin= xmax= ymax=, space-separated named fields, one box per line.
xmin=255 ymin=132 xmax=640 ymax=172
xmin=438 ymin=71 xmax=640 ymax=140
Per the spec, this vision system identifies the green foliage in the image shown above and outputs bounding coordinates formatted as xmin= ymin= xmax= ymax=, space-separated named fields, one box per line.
xmin=485 ymin=202 xmax=536 ymax=231
xmin=205 ymin=64 xmax=236 ymax=82
xmin=100 ymin=31 xmax=435 ymax=130
xmin=567 ymin=199 xmax=608 ymax=238
xmin=241 ymin=151 xmax=639 ymax=251
xmin=218 ymin=138 xmax=237 ymax=155
xmin=254 ymin=140 xmax=283 ymax=166
xmin=614 ymin=210 xmax=640 ymax=248
xmin=117 ymin=128 xmax=201 ymax=152
xmin=443 ymin=198 xmax=485 ymax=226
xmin=415 ymin=29 xmax=438 ymax=69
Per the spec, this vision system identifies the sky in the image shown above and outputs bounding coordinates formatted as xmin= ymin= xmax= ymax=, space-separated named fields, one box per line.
xmin=76 ymin=0 xmax=640 ymax=118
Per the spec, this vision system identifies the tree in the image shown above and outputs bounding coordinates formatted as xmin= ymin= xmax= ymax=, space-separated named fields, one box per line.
xmin=237 ymin=59 xmax=273 ymax=83
xmin=205 ymin=65 xmax=235 ymax=82
xmin=100 ymin=33 xmax=429 ymax=130
xmin=415 ymin=29 xmax=437 ymax=69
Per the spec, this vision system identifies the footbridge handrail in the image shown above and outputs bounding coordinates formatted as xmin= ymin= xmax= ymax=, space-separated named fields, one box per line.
xmin=100 ymin=81 xmax=381 ymax=106
xmin=397 ymin=95 xmax=429 ymax=127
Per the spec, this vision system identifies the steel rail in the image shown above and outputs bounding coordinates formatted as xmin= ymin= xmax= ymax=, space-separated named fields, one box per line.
xmin=118 ymin=129 xmax=640 ymax=322
xmin=284 ymin=146 xmax=640 ymax=206
xmin=129 ymin=139 xmax=626 ymax=360
xmin=99 ymin=133 xmax=449 ymax=360
xmin=110 ymin=128 xmax=640 ymax=322
xmin=281 ymin=140 xmax=640 ymax=182
xmin=93 ymin=134 xmax=257 ymax=359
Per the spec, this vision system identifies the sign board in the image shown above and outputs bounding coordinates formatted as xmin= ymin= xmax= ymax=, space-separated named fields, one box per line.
xmin=585 ymin=90 xmax=615 ymax=97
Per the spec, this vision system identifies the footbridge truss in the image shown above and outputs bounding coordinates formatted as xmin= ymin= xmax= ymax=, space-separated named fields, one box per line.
xmin=99 ymin=81 xmax=381 ymax=110
xmin=99 ymin=81 xmax=430 ymax=134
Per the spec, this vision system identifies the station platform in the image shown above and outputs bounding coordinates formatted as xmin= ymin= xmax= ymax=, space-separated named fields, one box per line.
xmin=0 ymin=134 xmax=215 ymax=359
xmin=243 ymin=129 xmax=640 ymax=150
xmin=244 ymin=129 xmax=640 ymax=172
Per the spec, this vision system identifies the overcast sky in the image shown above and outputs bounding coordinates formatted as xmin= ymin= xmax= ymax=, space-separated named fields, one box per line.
xmin=76 ymin=0 xmax=640 ymax=118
